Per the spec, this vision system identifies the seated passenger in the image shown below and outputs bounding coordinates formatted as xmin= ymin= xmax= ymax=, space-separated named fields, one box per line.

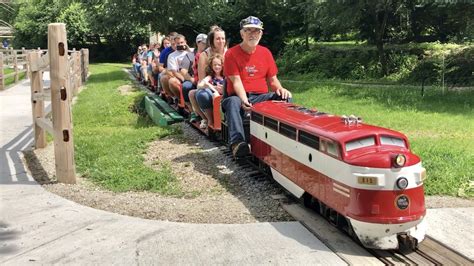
xmin=132 ymin=46 xmax=141 ymax=79
xmin=196 ymin=54 xmax=225 ymax=129
xmin=197 ymin=27 xmax=226 ymax=90
xmin=159 ymin=33 xmax=178 ymax=97
xmin=167 ymin=34 xmax=195 ymax=110
xmin=188 ymin=33 xmax=208 ymax=122
xmin=160 ymin=37 xmax=171 ymax=51
xmin=223 ymin=16 xmax=291 ymax=158
xmin=146 ymin=43 xmax=159 ymax=90
xmin=139 ymin=44 xmax=149 ymax=85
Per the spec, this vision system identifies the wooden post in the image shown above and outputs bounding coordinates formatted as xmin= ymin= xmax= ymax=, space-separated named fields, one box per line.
xmin=13 ymin=49 xmax=18 ymax=82
xmin=22 ymin=47 xmax=29 ymax=80
xmin=28 ymin=51 xmax=47 ymax=148
xmin=48 ymin=23 xmax=76 ymax=184
xmin=69 ymin=48 xmax=75 ymax=98
xmin=0 ymin=52 xmax=4 ymax=90
xmin=81 ymin=48 xmax=89 ymax=82
xmin=75 ymin=50 xmax=81 ymax=90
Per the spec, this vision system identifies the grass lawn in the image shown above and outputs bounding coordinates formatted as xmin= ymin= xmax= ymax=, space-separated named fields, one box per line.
xmin=2 ymin=68 xmax=26 ymax=87
xmin=283 ymin=80 xmax=473 ymax=197
xmin=73 ymin=63 xmax=180 ymax=193
xmin=73 ymin=63 xmax=472 ymax=198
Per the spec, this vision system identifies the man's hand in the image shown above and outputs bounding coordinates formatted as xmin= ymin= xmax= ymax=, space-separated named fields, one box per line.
xmin=241 ymin=99 xmax=252 ymax=111
xmin=275 ymin=87 xmax=292 ymax=100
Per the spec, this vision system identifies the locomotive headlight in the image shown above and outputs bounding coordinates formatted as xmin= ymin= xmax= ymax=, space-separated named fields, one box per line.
xmin=396 ymin=177 xmax=409 ymax=190
xmin=393 ymin=154 xmax=406 ymax=168
xmin=395 ymin=195 xmax=410 ymax=210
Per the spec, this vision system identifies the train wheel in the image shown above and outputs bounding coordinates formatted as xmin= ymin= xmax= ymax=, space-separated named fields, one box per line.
xmin=208 ymin=128 xmax=217 ymax=141
xmin=303 ymin=193 xmax=320 ymax=212
xmin=398 ymin=234 xmax=418 ymax=251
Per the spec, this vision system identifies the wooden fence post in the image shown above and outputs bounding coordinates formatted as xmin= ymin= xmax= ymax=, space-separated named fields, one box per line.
xmin=13 ymin=49 xmax=18 ymax=83
xmin=81 ymin=48 xmax=89 ymax=82
xmin=22 ymin=47 xmax=29 ymax=80
xmin=69 ymin=48 xmax=75 ymax=98
xmin=75 ymin=50 xmax=81 ymax=91
xmin=48 ymin=23 xmax=76 ymax=184
xmin=28 ymin=51 xmax=46 ymax=148
xmin=0 ymin=53 xmax=4 ymax=90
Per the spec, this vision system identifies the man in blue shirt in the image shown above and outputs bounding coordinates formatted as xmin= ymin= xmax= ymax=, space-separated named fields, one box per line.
xmin=158 ymin=33 xmax=177 ymax=96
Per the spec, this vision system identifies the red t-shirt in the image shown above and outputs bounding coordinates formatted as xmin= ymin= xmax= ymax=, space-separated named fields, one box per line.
xmin=224 ymin=45 xmax=278 ymax=95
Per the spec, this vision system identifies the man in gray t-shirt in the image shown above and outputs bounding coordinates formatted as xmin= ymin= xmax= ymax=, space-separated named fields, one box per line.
xmin=167 ymin=34 xmax=195 ymax=109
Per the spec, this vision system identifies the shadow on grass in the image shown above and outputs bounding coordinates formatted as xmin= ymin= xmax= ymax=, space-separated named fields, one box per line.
xmin=84 ymin=69 xmax=130 ymax=86
xmin=332 ymin=85 xmax=473 ymax=116
xmin=157 ymin=133 xmax=290 ymax=223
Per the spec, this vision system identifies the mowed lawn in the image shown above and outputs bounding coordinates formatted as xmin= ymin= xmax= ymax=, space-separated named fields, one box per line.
xmin=73 ymin=63 xmax=472 ymax=197
xmin=2 ymin=67 xmax=26 ymax=87
xmin=73 ymin=63 xmax=179 ymax=193
xmin=283 ymin=80 xmax=473 ymax=197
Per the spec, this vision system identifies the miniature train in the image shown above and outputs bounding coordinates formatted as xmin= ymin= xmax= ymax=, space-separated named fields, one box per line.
xmin=162 ymin=87 xmax=427 ymax=250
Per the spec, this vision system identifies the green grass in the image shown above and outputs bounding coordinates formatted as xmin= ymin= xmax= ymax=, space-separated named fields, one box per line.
xmin=284 ymin=80 xmax=474 ymax=197
xmin=73 ymin=63 xmax=180 ymax=193
xmin=2 ymin=68 xmax=26 ymax=87
xmin=72 ymin=63 xmax=472 ymax=197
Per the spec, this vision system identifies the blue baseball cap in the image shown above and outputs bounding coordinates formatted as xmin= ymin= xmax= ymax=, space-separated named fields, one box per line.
xmin=240 ymin=16 xmax=264 ymax=30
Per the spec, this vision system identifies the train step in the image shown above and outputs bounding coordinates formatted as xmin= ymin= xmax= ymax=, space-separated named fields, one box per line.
xmin=143 ymin=95 xmax=184 ymax=126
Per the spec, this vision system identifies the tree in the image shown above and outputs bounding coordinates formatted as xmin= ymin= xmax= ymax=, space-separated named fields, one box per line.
xmin=58 ymin=2 xmax=90 ymax=47
xmin=13 ymin=1 xmax=60 ymax=48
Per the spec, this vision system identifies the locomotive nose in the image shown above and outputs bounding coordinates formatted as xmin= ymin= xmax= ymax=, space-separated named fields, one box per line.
xmin=346 ymin=150 xmax=421 ymax=168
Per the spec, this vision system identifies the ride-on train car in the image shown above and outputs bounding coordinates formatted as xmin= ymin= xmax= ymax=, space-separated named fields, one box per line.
xmin=162 ymin=85 xmax=223 ymax=138
xmin=249 ymin=101 xmax=427 ymax=250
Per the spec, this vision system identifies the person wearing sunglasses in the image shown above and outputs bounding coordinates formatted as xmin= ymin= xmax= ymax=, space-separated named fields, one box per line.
xmin=223 ymin=16 xmax=292 ymax=158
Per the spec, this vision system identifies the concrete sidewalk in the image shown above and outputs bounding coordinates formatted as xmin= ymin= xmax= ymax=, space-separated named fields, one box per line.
xmin=1 ymin=78 xmax=472 ymax=264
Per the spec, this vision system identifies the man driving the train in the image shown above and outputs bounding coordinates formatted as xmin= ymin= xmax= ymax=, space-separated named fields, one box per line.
xmin=223 ymin=16 xmax=292 ymax=158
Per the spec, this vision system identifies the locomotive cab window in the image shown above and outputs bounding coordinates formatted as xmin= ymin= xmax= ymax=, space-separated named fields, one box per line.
xmin=251 ymin=112 xmax=263 ymax=124
xmin=325 ymin=140 xmax=340 ymax=158
xmin=345 ymin=136 xmax=375 ymax=152
xmin=380 ymin=136 xmax=406 ymax=148
xmin=298 ymin=131 xmax=319 ymax=149
xmin=279 ymin=123 xmax=297 ymax=140
xmin=264 ymin=117 xmax=279 ymax=131
xmin=320 ymin=138 xmax=340 ymax=158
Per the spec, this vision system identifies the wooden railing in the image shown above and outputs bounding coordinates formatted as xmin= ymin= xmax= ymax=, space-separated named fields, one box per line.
xmin=28 ymin=23 xmax=89 ymax=184
xmin=0 ymin=48 xmax=31 ymax=90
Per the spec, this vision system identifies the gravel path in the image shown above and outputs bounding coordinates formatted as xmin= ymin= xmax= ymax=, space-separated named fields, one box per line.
xmin=23 ymin=122 xmax=474 ymax=224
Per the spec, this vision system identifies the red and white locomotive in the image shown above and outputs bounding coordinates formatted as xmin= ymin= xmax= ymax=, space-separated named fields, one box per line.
xmin=248 ymin=101 xmax=427 ymax=250
xmin=164 ymin=83 xmax=427 ymax=250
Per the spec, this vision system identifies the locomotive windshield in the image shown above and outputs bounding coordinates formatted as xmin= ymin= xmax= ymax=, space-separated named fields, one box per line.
xmin=345 ymin=135 xmax=407 ymax=152
xmin=380 ymin=136 xmax=406 ymax=148
xmin=345 ymin=137 xmax=375 ymax=151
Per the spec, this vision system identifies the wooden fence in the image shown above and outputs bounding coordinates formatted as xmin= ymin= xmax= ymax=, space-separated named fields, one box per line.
xmin=28 ymin=23 xmax=89 ymax=184
xmin=0 ymin=47 xmax=30 ymax=90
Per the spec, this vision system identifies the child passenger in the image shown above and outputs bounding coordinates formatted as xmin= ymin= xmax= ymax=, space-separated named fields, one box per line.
xmin=195 ymin=54 xmax=225 ymax=129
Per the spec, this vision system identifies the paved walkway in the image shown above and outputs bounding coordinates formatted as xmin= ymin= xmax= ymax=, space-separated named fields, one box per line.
xmin=1 ymin=77 xmax=472 ymax=264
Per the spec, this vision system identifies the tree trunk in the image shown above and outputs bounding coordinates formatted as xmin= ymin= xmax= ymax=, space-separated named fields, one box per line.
xmin=374 ymin=1 xmax=390 ymax=76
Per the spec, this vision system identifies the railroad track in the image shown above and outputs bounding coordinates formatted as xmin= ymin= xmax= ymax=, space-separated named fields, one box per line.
xmin=218 ymin=143 xmax=473 ymax=265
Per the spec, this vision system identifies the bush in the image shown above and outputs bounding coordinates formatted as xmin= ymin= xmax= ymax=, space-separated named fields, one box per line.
xmin=277 ymin=42 xmax=473 ymax=85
